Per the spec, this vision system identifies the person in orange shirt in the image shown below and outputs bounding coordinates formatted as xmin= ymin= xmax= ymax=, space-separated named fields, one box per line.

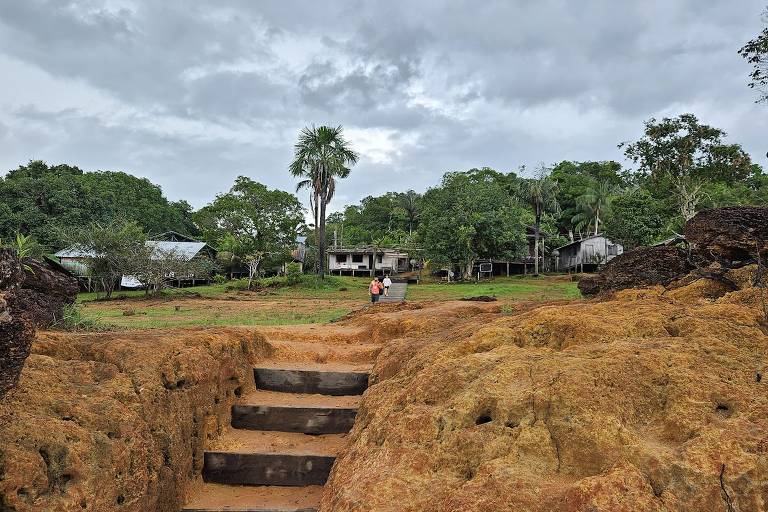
xmin=369 ymin=276 xmax=383 ymax=304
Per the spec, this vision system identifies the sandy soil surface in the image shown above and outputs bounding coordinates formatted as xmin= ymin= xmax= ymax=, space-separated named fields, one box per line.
xmin=237 ymin=389 xmax=362 ymax=408
xmin=208 ymin=430 xmax=348 ymax=456
xmin=185 ymin=483 xmax=324 ymax=510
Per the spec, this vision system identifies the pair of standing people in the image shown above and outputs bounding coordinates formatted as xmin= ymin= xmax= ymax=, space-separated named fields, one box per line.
xmin=369 ymin=275 xmax=392 ymax=303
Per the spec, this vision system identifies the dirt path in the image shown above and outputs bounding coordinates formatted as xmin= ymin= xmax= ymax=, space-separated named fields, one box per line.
xmin=182 ymin=325 xmax=381 ymax=511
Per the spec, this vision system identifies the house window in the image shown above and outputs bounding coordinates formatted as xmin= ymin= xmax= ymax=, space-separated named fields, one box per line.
xmin=352 ymin=254 xmax=364 ymax=263
xmin=607 ymin=244 xmax=617 ymax=256
xmin=335 ymin=254 xmax=347 ymax=264
xmin=377 ymin=254 xmax=383 ymax=263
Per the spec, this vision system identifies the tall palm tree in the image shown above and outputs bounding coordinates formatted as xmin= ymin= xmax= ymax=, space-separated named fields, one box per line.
xmin=289 ymin=125 xmax=358 ymax=277
xmin=397 ymin=190 xmax=421 ymax=235
xmin=574 ymin=180 xmax=617 ymax=236
xmin=570 ymin=202 xmax=597 ymax=239
xmin=519 ymin=169 xmax=560 ymax=276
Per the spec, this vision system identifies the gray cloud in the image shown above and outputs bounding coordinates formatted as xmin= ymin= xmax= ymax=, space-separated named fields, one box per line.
xmin=0 ymin=0 xmax=765 ymax=211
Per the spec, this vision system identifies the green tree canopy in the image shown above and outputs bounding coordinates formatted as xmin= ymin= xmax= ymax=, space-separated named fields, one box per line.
xmin=739 ymin=8 xmax=768 ymax=102
xmin=550 ymin=160 xmax=627 ymax=235
xmin=620 ymin=114 xmax=756 ymax=183
xmin=420 ymin=168 xmax=529 ymax=278
xmin=194 ymin=176 xmax=305 ymax=274
xmin=325 ymin=190 xmax=423 ymax=249
xmin=620 ymin=113 xmax=762 ymax=224
xmin=0 ymin=160 xmax=196 ymax=251
xmin=602 ymin=189 xmax=669 ymax=249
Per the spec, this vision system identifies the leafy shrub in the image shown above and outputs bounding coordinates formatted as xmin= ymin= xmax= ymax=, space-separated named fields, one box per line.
xmin=55 ymin=304 xmax=105 ymax=331
xmin=500 ymin=304 xmax=515 ymax=315
xmin=213 ymin=274 xmax=227 ymax=285
xmin=286 ymin=263 xmax=303 ymax=285
xmin=226 ymin=278 xmax=251 ymax=291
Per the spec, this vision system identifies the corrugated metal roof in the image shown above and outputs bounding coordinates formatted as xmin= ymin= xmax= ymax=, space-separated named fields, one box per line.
xmin=554 ymin=234 xmax=611 ymax=252
xmin=55 ymin=241 xmax=210 ymax=261
xmin=54 ymin=245 xmax=97 ymax=258
xmin=145 ymin=241 xmax=208 ymax=260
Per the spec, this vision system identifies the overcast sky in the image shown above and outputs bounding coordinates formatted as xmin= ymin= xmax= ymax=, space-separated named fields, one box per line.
xmin=0 ymin=1 xmax=766 ymax=212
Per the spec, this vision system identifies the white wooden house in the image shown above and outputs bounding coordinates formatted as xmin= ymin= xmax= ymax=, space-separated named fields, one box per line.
xmin=327 ymin=247 xmax=409 ymax=276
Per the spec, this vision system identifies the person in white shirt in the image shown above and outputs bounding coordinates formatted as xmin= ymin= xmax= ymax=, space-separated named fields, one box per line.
xmin=382 ymin=275 xmax=392 ymax=296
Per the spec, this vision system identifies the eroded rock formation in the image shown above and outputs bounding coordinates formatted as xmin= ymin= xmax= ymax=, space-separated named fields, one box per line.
xmin=0 ymin=329 xmax=273 ymax=511
xmin=0 ymin=249 xmax=35 ymax=400
xmin=581 ymin=206 xmax=768 ymax=297
xmin=578 ymin=245 xmax=692 ymax=296
xmin=18 ymin=257 xmax=79 ymax=328
xmin=686 ymin=205 xmax=768 ymax=262
xmin=0 ymin=251 xmax=78 ymax=400
xmin=321 ymin=284 xmax=768 ymax=511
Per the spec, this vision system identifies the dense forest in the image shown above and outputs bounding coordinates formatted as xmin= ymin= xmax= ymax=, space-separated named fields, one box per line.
xmin=1 ymin=114 xmax=766 ymax=273
xmin=0 ymin=160 xmax=197 ymax=251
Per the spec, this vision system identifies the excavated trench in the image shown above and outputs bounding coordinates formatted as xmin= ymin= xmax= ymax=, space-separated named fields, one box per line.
xmin=0 ymin=301 xmax=427 ymax=512
xmin=1 ymin=280 xmax=767 ymax=512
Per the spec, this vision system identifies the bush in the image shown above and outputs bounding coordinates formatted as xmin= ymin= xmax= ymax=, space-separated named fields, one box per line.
xmin=225 ymin=278 xmax=251 ymax=291
xmin=286 ymin=263 xmax=303 ymax=285
xmin=55 ymin=304 xmax=105 ymax=331
xmin=213 ymin=274 xmax=227 ymax=285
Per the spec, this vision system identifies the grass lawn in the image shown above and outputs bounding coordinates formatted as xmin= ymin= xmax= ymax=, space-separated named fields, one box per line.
xmin=74 ymin=274 xmax=580 ymax=330
xmin=77 ymin=276 xmax=372 ymax=303
xmin=86 ymin=304 xmax=351 ymax=329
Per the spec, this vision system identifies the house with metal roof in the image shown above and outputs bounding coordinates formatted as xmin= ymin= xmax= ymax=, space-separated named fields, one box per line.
xmin=54 ymin=245 xmax=97 ymax=277
xmin=144 ymin=240 xmax=217 ymax=261
xmin=151 ymin=231 xmax=200 ymax=243
xmin=54 ymin=237 xmax=217 ymax=289
xmin=552 ymin=234 xmax=623 ymax=272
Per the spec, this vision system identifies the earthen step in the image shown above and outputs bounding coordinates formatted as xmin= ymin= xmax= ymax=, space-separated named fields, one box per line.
xmin=182 ymin=482 xmax=322 ymax=512
xmin=232 ymin=390 xmax=359 ymax=434
xmin=254 ymin=365 xmax=369 ymax=396
xmin=208 ymin=429 xmax=347 ymax=456
xmin=266 ymin=340 xmax=381 ymax=364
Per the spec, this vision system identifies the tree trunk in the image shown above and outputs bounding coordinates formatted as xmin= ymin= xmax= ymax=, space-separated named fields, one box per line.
xmin=594 ymin=211 xmax=600 ymax=236
xmin=103 ymin=277 xmax=113 ymax=299
xmin=534 ymin=216 xmax=541 ymax=276
xmin=372 ymin=247 xmax=377 ymax=275
xmin=313 ymin=193 xmax=321 ymax=275
xmin=463 ymin=260 xmax=474 ymax=280
xmin=318 ymin=198 xmax=328 ymax=278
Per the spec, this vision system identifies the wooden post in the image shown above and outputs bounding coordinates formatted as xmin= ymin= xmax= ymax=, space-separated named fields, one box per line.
xmin=506 ymin=262 xmax=510 ymax=277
